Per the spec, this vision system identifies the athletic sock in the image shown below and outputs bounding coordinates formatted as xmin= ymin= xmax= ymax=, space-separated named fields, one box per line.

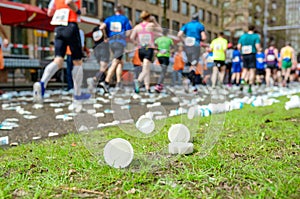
xmin=72 ymin=66 xmax=83 ymax=96
xmin=40 ymin=62 xmax=59 ymax=88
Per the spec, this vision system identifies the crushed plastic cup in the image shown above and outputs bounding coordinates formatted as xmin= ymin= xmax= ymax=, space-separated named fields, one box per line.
xmin=285 ymin=100 xmax=300 ymax=110
xmin=136 ymin=115 xmax=155 ymax=134
xmin=103 ymin=138 xmax=134 ymax=169
xmin=168 ymin=142 xmax=194 ymax=155
xmin=168 ymin=124 xmax=190 ymax=143
xmin=0 ymin=136 xmax=9 ymax=145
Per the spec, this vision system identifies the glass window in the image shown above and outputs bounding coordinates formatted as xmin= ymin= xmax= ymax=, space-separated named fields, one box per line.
xmin=135 ymin=9 xmax=142 ymax=24
xmin=103 ymin=1 xmax=114 ymax=18
xmin=248 ymin=16 xmax=253 ymax=23
xmin=172 ymin=20 xmax=180 ymax=32
xmin=223 ymin=15 xmax=231 ymax=25
xmin=36 ymin=0 xmax=50 ymax=8
xmin=124 ymin=6 xmax=132 ymax=21
xmin=172 ymin=0 xmax=179 ymax=12
xmin=160 ymin=0 xmax=170 ymax=8
xmin=199 ymin=8 xmax=205 ymax=21
xmin=255 ymin=19 xmax=261 ymax=26
xmin=236 ymin=15 xmax=244 ymax=23
xmin=212 ymin=0 xmax=218 ymax=7
xmin=181 ymin=1 xmax=188 ymax=16
xmin=83 ymin=0 xmax=97 ymax=15
xmin=206 ymin=0 xmax=211 ymax=4
xmin=223 ymin=1 xmax=230 ymax=8
xmin=234 ymin=29 xmax=244 ymax=38
xmin=224 ymin=30 xmax=231 ymax=37
xmin=256 ymin=4 xmax=262 ymax=12
xmin=190 ymin=5 xmax=197 ymax=16
xmin=207 ymin=11 xmax=212 ymax=23
xmin=214 ymin=14 xmax=219 ymax=26
xmin=207 ymin=31 xmax=212 ymax=42
xmin=149 ymin=0 xmax=158 ymax=4
xmin=236 ymin=0 xmax=243 ymax=8
xmin=272 ymin=1 xmax=277 ymax=9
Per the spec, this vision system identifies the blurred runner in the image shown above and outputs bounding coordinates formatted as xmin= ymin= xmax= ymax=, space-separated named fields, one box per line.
xmin=264 ymin=41 xmax=279 ymax=87
xmin=238 ymin=25 xmax=261 ymax=93
xmin=33 ymin=0 xmax=90 ymax=102
xmin=99 ymin=4 xmax=132 ymax=93
xmin=154 ymin=29 xmax=174 ymax=93
xmin=280 ymin=42 xmax=296 ymax=87
xmin=171 ymin=43 xmax=187 ymax=86
xmin=177 ymin=13 xmax=206 ymax=93
xmin=130 ymin=10 xmax=162 ymax=93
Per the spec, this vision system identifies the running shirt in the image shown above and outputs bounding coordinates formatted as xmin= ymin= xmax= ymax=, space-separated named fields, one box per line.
xmin=281 ymin=46 xmax=293 ymax=62
xmin=180 ymin=20 xmax=205 ymax=46
xmin=232 ymin=49 xmax=241 ymax=67
xmin=155 ymin=36 xmax=173 ymax=57
xmin=137 ymin=22 xmax=155 ymax=48
xmin=50 ymin=0 xmax=81 ymax=25
xmin=210 ymin=37 xmax=228 ymax=61
xmin=265 ymin=48 xmax=277 ymax=65
xmin=238 ymin=33 xmax=260 ymax=55
xmin=173 ymin=51 xmax=187 ymax=71
xmin=256 ymin=52 xmax=265 ymax=70
xmin=104 ymin=14 xmax=132 ymax=46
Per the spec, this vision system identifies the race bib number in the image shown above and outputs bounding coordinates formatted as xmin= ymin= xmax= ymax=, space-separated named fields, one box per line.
xmin=207 ymin=56 xmax=214 ymax=63
xmin=50 ymin=9 xmax=69 ymax=26
xmin=214 ymin=43 xmax=222 ymax=50
xmin=92 ymin=30 xmax=103 ymax=41
xmin=184 ymin=37 xmax=196 ymax=46
xmin=266 ymin=54 xmax=275 ymax=61
xmin=257 ymin=57 xmax=264 ymax=63
xmin=110 ymin=22 xmax=122 ymax=32
xmin=232 ymin=56 xmax=240 ymax=63
xmin=241 ymin=45 xmax=252 ymax=54
xmin=139 ymin=33 xmax=152 ymax=46
xmin=159 ymin=49 xmax=167 ymax=54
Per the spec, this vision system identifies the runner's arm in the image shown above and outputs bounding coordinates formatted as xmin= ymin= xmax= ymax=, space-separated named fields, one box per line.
xmin=65 ymin=0 xmax=81 ymax=14
xmin=47 ymin=0 xmax=55 ymax=17
xmin=201 ymin=31 xmax=206 ymax=41
xmin=0 ymin=16 xmax=8 ymax=47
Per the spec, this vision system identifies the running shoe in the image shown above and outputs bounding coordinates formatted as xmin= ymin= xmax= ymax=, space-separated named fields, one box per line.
xmin=74 ymin=93 xmax=91 ymax=100
xmin=154 ymin=84 xmax=163 ymax=93
xmin=33 ymin=82 xmax=44 ymax=102
xmin=134 ymin=79 xmax=140 ymax=93
xmin=240 ymin=79 xmax=245 ymax=85
xmin=247 ymin=87 xmax=252 ymax=94
xmin=87 ymin=77 xmax=95 ymax=93
xmin=100 ymin=82 xmax=109 ymax=93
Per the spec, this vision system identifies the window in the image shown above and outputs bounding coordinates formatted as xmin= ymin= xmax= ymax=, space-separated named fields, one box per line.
xmin=199 ymin=8 xmax=205 ymax=21
xmin=207 ymin=11 xmax=212 ymax=23
xmin=234 ymin=29 xmax=243 ymax=38
xmin=224 ymin=30 xmax=231 ymax=37
xmin=214 ymin=14 xmax=219 ymax=26
xmin=124 ymin=6 xmax=132 ymax=21
xmin=255 ymin=4 xmax=262 ymax=12
xmin=172 ymin=20 xmax=180 ymax=32
xmin=103 ymin=1 xmax=114 ymax=18
xmin=223 ymin=1 xmax=230 ymax=8
xmin=11 ymin=27 xmax=28 ymax=55
xmin=272 ymin=1 xmax=277 ymax=9
xmin=223 ymin=15 xmax=231 ymax=25
xmin=160 ymin=0 xmax=170 ymax=8
xmin=162 ymin=18 xmax=170 ymax=29
xmin=236 ymin=15 xmax=244 ymax=23
xmin=181 ymin=1 xmax=188 ymax=16
xmin=206 ymin=0 xmax=211 ymax=4
xmin=36 ymin=0 xmax=50 ymax=8
xmin=212 ymin=0 xmax=218 ymax=7
xmin=135 ymin=9 xmax=142 ymax=24
xmin=149 ymin=0 xmax=158 ymax=5
xmin=83 ymin=0 xmax=97 ymax=15
xmin=255 ymin=19 xmax=261 ymax=26
xmin=172 ymin=0 xmax=179 ymax=12
xmin=248 ymin=16 xmax=253 ymax=23
xmin=190 ymin=5 xmax=197 ymax=16
xmin=207 ymin=31 xmax=212 ymax=42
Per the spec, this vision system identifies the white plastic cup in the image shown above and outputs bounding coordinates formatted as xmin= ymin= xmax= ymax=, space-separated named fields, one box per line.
xmin=168 ymin=142 xmax=194 ymax=155
xmin=285 ymin=100 xmax=300 ymax=110
xmin=168 ymin=124 xmax=190 ymax=143
xmin=103 ymin=138 xmax=134 ymax=169
xmin=136 ymin=115 xmax=155 ymax=134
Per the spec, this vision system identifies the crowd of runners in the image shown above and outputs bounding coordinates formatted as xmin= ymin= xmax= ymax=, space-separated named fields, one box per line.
xmin=33 ymin=1 xmax=300 ymax=102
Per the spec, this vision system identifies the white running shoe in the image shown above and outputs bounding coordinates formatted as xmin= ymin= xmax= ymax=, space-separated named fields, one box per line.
xmin=33 ymin=82 xmax=42 ymax=103
xmin=87 ymin=77 xmax=95 ymax=93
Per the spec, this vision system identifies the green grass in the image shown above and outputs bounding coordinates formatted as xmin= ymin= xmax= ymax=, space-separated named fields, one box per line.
xmin=0 ymin=95 xmax=299 ymax=198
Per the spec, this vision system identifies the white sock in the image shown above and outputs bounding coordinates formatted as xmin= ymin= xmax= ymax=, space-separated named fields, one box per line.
xmin=72 ymin=66 xmax=83 ymax=96
xmin=41 ymin=62 xmax=59 ymax=88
